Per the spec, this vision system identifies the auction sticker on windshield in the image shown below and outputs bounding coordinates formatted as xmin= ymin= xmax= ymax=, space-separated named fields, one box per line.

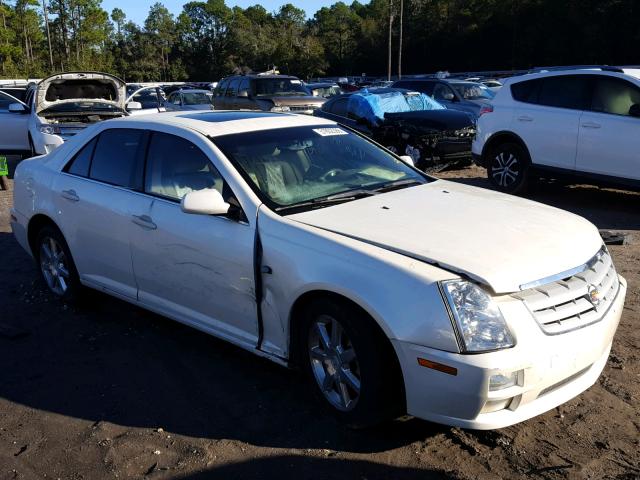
xmin=0 ymin=156 xmax=8 ymax=176
xmin=313 ymin=128 xmax=348 ymax=136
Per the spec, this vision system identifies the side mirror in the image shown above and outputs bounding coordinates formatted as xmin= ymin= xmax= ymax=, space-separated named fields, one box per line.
xmin=443 ymin=92 xmax=455 ymax=101
xmin=9 ymin=103 xmax=26 ymax=113
xmin=237 ymin=90 xmax=249 ymax=98
xmin=181 ymin=189 xmax=230 ymax=216
xmin=399 ymin=155 xmax=415 ymax=166
xmin=126 ymin=101 xmax=142 ymax=111
xmin=629 ymin=104 xmax=640 ymax=118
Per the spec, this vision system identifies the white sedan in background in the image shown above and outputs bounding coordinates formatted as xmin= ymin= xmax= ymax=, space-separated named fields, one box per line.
xmin=11 ymin=111 xmax=626 ymax=429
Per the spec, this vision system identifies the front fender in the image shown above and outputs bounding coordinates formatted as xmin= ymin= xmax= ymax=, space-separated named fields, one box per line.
xmin=257 ymin=206 xmax=460 ymax=359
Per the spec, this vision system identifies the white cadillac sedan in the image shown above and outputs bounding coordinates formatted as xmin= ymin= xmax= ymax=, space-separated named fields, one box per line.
xmin=11 ymin=111 xmax=626 ymax=430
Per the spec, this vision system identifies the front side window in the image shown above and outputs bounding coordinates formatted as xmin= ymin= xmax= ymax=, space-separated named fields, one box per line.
xmin=214 ymin=78 xmax=229 ymax=97
xmin=145 ymin=132 xmax=224 ymax=201
xmin=433 ymin=83 xmax=455 ymax=101
xmin=0 ymin=91 xmax=22 ymax=110
xmin=90 ymin=128 xmax=145 ymax=189
xmin=451 ymin=83 xmax=495 ymax=100
xmin=226 ymin=78 xmax=240 ymax=97
xmin=214 ymin=125 xmax=426 ymax=210
xmin=591 ymin=76 xmax=640 ymax=116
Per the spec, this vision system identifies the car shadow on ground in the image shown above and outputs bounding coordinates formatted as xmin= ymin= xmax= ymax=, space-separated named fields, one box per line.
xmin=439 ymin=172 xmax=640 ymax=231
xmin=175 ymin=455 xmax=449 ymax=479
xmin=0 ymin=232 xmax=448 ymax=455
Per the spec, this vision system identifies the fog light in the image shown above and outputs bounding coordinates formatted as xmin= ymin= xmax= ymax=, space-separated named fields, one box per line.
xmin=481 ymin=398 xmax=512 ymax=414
xmin=489 ymin=372 xmax=518 ymax=391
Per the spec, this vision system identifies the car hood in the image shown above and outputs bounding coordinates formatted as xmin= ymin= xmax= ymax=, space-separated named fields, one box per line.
xmin=265 ymin=96 xmax=327 ymax=107
xmin=383 ymin=109 xmax=474 ymax=131
xmin=36 ymin=72 xmax=127 ymax=114
xmin=288 ymin=180 xmax=602 ymax=294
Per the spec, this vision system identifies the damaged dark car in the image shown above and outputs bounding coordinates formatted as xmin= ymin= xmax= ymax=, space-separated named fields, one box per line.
xmin=314 ymin=88 xmax=475 ymax=172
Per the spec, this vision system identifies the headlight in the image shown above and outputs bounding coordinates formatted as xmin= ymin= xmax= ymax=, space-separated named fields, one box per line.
xmin=270 ymin=105 xmax=290 ymax=112
xmin=440 ymin=279 xmax=514 ymax=352
xmin=39 ymin=125 xmax=61 ymax=135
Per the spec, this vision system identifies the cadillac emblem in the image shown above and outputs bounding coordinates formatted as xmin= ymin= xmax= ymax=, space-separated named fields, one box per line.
xmin=587 ymin=284 xmax=601 ymax=307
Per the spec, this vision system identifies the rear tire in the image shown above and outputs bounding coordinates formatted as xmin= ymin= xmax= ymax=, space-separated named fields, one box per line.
xmin=299 ymin=297 xmax=404 ymax=428
xmin=35 ymin=225 xmax=82 ymax=302
xmin=486 ymin=142 xmax=530 ymax=194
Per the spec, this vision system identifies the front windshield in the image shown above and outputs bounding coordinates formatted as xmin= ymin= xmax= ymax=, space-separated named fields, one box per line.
xmin=451 ymin=83 xmax=495 ymax=100
xmin=214 ymin=125 xmax=426 ymax=210
xmin=255 ymin=78 xmax=308 ymax=96
xmin=183 ymin=92 xmax=212 ymax=105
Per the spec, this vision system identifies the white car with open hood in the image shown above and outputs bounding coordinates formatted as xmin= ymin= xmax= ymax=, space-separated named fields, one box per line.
xmin=0 ymin=72 xmax=142 ymax=156
xmin=10 ymin=111 xmax=626 ymax=429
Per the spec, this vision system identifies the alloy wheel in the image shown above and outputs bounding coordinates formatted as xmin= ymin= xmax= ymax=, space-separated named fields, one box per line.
xmin=308 ymin=314 xmax=361 ymax=412
xmin=39 ymin=236 xmax=70 ymax=296
xmin=491 ymin=151 xmax=520 ymax=187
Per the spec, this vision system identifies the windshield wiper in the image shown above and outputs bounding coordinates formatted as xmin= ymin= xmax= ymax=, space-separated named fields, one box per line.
xmin=275 ymin=189 xmax=377 ymax=213
xmin=371 ymin=178 xmax=424 ymax=193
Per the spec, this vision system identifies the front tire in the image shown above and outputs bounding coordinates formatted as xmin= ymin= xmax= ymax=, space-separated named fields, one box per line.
xmin=35 ymin=225 xmax=81 ymax=302
xmin=300 ymin=298 xmax=404 ymax=428
xmin=487 ymin=142 xmax=530 ymax=194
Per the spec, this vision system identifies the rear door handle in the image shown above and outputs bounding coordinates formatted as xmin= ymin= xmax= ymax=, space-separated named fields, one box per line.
xmin=581 ymin=121 xmax=601 ymax=129
xmin=131 ymin=214 xmax=157 ymax=230
xmin=517 ymin=115 xmax=533 ymax=122
xmin=61 ymin=189 xmax=79 ymax=202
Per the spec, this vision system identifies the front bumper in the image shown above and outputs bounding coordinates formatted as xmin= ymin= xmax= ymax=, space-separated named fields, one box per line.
xmin=393 ymin=275 xmax=626 ymax=430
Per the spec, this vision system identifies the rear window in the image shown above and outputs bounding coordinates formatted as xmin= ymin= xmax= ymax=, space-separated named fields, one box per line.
xmin=89 ymin=129 xmax=145 ymax=189
xmin=45 ymin=80 xmax=118 ymax=102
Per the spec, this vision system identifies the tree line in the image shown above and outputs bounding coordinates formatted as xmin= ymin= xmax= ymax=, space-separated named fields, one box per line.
xmin=0 ymin=0 xmax=638 ymax=82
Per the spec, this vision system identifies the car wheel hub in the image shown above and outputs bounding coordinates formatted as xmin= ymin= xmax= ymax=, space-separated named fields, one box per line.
xmin=308 ymin=314 xmax=361 ymax=412
xmin=40 ymin=236 xmax=69 ymax=296
xmin=492 ymin=151 xmax=520 ymax=187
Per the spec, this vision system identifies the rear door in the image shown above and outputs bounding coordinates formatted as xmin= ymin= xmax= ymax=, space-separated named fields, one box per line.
xmin=0 ymin=90 xmax=30 ymax=152
xmin=576 ymin=75 xmax=640 ymax=181
xmin=51 ymin=128 xmax=152 ymax=299
xmin=511 ymin=75 xmax=591 ymax=171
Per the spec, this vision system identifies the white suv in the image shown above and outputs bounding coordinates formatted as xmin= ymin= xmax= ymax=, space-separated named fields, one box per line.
xmin=472 ymin=67 xmax=640 ymax=193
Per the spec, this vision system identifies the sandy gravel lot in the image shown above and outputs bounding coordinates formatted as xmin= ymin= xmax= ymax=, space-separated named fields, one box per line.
xmin=0 ymin=165 xmax=638 ymax=480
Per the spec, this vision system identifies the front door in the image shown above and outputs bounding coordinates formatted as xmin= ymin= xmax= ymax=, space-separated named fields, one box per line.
xmin=576 ymin=75 xmax=640 ymax=181
xmin=129 ymin=131 xmax=258 ymax=346
xmin=0 ymin=91 xmax=30 ymax=152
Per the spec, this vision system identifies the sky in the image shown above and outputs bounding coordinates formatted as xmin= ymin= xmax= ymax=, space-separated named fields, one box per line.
xmin=100 ymin=0 xmax=339 ymax=24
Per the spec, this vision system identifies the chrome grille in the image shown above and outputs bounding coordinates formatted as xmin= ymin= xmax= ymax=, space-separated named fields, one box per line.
xmin=513 ymin=247 xmax=619 ymax=334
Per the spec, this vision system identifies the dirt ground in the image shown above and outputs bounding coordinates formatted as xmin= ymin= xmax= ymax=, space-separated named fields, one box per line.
xmin=0 ymin=165 xmax=638 ymax=480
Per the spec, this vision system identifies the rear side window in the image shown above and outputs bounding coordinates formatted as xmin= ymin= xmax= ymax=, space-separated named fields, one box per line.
xmin=591 ymin=76 xmax=640 ymax=116
xmin=90 ymin=129 xmax=145 ymax=189
xmin=64 ymin=137 xmax=97 ymax=177
xmin=537 ymin=76 xmax=591 ymax=110
xmin=510 ymin=79 xmax=542 ymax=103
xmin=145 ymin=132 xmax=225 ymax=201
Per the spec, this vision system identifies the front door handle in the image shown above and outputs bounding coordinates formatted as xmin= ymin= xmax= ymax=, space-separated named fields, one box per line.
xmin=131 ymin=214 xmax=157 ymax=230
xmin=61 ymin=189 xmax=79 ymax=202
xmin=517 ymin=115 xmax=533 ymax=122
xmin=581 ymin=121 xmax=601 ymax=129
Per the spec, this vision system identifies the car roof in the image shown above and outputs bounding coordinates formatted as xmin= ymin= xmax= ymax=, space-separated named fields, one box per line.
xmin=107 ymin=110 xmax=336 ymax=137
xmin=178 ymin=89 xmax=211 ymax=94
xmin=306 ymin=82 xmax=338 ymax=88
xmin=504 ymin=68 xmax=640 ymax=86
